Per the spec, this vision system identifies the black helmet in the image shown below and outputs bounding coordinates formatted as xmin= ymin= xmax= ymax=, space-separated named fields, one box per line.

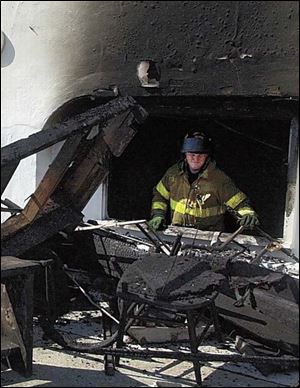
xmin=181 ymin=131 xmax=212 ymax=154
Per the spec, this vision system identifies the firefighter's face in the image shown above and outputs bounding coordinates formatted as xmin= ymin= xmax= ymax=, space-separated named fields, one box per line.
xmin=185 ymin=153 xmax=208 ymax=173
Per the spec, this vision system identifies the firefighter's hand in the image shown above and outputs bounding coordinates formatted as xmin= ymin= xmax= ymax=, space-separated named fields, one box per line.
xmin=239 ymin=214 xmax=260 ymax=229
xmin=148 ymin=216 xmax=164 ymax=231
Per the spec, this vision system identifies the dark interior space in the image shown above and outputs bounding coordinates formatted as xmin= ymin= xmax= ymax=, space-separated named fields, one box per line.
xmin=39 ymin=94 xmax=293 ymax=238
xmin=108 ymin=100 xmax=292 ymax=238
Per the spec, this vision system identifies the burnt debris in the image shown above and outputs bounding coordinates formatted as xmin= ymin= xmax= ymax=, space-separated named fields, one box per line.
xmin=1 ymin=96 xmax=148 ymax=255
xmin=1 ymin=96 xmax=148 ymax=376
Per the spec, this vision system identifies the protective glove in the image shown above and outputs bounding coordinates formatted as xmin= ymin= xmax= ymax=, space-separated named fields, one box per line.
xmin=148 ymin=216 xmax=164 ymax=231
xmin=239 ymin=214 xmax=260 ymax=229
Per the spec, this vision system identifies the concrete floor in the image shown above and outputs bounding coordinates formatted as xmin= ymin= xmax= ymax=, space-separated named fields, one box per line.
xmin=1 ymin=310 xmax=298 ymax=387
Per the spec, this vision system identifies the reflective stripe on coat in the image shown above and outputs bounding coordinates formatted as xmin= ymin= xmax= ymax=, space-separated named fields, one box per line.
xmin=151 ymin=159 xmax=255 ymax=230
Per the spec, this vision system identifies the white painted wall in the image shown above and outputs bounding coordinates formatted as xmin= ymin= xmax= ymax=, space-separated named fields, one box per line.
xmin=283 ymin=162 xmax=299 ymax=257
xmin=292 ymin=165 xmax=299 ymax=257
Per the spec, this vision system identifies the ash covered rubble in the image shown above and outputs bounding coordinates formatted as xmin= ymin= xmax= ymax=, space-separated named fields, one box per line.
xmin=183 ymin=246 xmax=299 ymax=278
xmin=2 ymin=213 xmax=298 ymax=384
xmin=81 ymin=220 xmax=299 ymax=281
xmin=37 ymin=220 xmax=299 ymax=382
xmin=0 ymin=96 xmax=149 ymax=377
xmin=58 ymin=221 xmax=299 ymax=359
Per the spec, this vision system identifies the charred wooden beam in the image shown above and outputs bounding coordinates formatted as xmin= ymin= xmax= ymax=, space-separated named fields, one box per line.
xmin=1 ymin=205 xmax=83 ymax=257
xmin=1 ymin=96 xmax=146 ymax=168
xmin=103 ymin=106 xmax=148 ymax=157
xmin=1 ymin=199 xmax=23 ymax=215
xmin=1 ymin=161 xmax=19 ymax=195
xmin=21 ymin=133 xmax=84 ymax=224
xmin=217 ymin=291 xmax=299 ymax=356
xmin=1 ymin=133 xmax=84 ymax=240
xmin=1 ymin=199 xmax=23 ymax=211
xmin=58 ymin=345 xmax=299 ymax=368
xmin=56 ymin=132 xmax=110 ymax=210
xmin=1 ymin=96 xmax=148 ymax=242
xmin=54 ymin=100 xmax=148 ymax=212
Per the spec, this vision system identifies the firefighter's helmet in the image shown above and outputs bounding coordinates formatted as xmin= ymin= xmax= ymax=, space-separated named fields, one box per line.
xmin=181 ymin=131 xmax=212 ymax=154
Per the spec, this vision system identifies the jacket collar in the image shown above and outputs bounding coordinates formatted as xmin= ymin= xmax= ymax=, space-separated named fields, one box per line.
xmin=178 ymin=158 xmax=216 ymax=179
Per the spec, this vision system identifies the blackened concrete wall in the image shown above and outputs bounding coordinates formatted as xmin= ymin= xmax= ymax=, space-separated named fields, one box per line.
xmin=78 ymin=1 xmax=299 ymax=98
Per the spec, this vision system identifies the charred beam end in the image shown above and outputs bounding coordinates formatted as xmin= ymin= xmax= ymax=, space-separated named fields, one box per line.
xmin=1 ymin=161 xmax=20 ymax=195
xmin=1 ymin=198 xmax=23 ymax=215
xmin=103 ymin=105 xmax=148 ymax=157
xmin=1 ymin=205 xmax=83 ymax=257
xmin=1 ymin=96 xmax=147 ymax=167
xmin=1 ymin=199 xmax=23 ymax=211
xmin=59 ymin=100 xmax=147 ymax=208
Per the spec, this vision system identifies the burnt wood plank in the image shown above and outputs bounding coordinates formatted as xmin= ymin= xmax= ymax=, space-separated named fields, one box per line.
xmin=1 ymin=199 xmax=23 ymax=211
xmin=1 ymin=97 xmax=147 ymax=241
xmin=57 ymin=101 xmax=148 ymax=211
xmin=1 ymin=161 xmax=19 ymax=195
xmin=1 ymin=134 xmax=83 ymax=239
xmin=1 ymin=199 xmax=23 ymax=215
xmin=21 ymin=132 xmax=84 ymax=223
xmin=1 ymin=205 xmax=83 ymax=256
xmin=60 ymin=133 xmax=110 ymax=210
xmin=1 ymin=213 xmax=31 ymax=241
xmin=217 ymin=291 xmax=299 ymax=356
xmin=103 ymin=107 xmax=147 ymax=157
xmin=1 ymin=96 xmax=144 ymax=167
xmin=1 ymin=256 xmax=40 ymax=276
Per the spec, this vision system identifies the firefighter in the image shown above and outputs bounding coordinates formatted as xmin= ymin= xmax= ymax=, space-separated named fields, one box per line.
xmin=148 ymin=131 xmax=259 ymax=231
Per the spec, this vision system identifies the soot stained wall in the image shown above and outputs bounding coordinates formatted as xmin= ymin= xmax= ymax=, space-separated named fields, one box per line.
xmin=83 ymin=1 xmax=298 ymax=98
xmin=108 ymin=114 xmax=290 ymax=237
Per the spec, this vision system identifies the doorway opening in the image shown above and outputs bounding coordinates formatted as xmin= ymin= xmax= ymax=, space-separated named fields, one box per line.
xmin=108 ymin=96 xmax=297 ymax=238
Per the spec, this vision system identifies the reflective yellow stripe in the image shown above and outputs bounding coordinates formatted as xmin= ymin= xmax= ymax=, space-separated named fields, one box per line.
xmin=156 ymin=181 xmax=170 ymax=200
xmin=237 ymin=207 xmax=255 ymax=216
xmin=170 ymin=199 xmax=187 ymax=213
xmin=152 ymin=201 xmax=168 ymax=211
xmin=225 ymin=192 xmax=247 ymax=209
xmin=170 ymin=199 xmax=225 ymax=218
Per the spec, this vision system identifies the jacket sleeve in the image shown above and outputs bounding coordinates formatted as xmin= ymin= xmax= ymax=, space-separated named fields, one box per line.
xmin=219 ymin=175 xmax=257 ymax=219
xmin=151 ymin=173 xmax=171 ymax=219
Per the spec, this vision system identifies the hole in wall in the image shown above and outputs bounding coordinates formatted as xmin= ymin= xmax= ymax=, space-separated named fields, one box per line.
xmin=34 ymin=94 xmax=296 ymax=239
xmin=108 ymin=96 xmax=295 ymax=238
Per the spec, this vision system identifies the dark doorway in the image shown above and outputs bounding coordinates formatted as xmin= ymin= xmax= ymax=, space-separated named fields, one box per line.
xmin=108 ymin=103 xmax=291 ymax=238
